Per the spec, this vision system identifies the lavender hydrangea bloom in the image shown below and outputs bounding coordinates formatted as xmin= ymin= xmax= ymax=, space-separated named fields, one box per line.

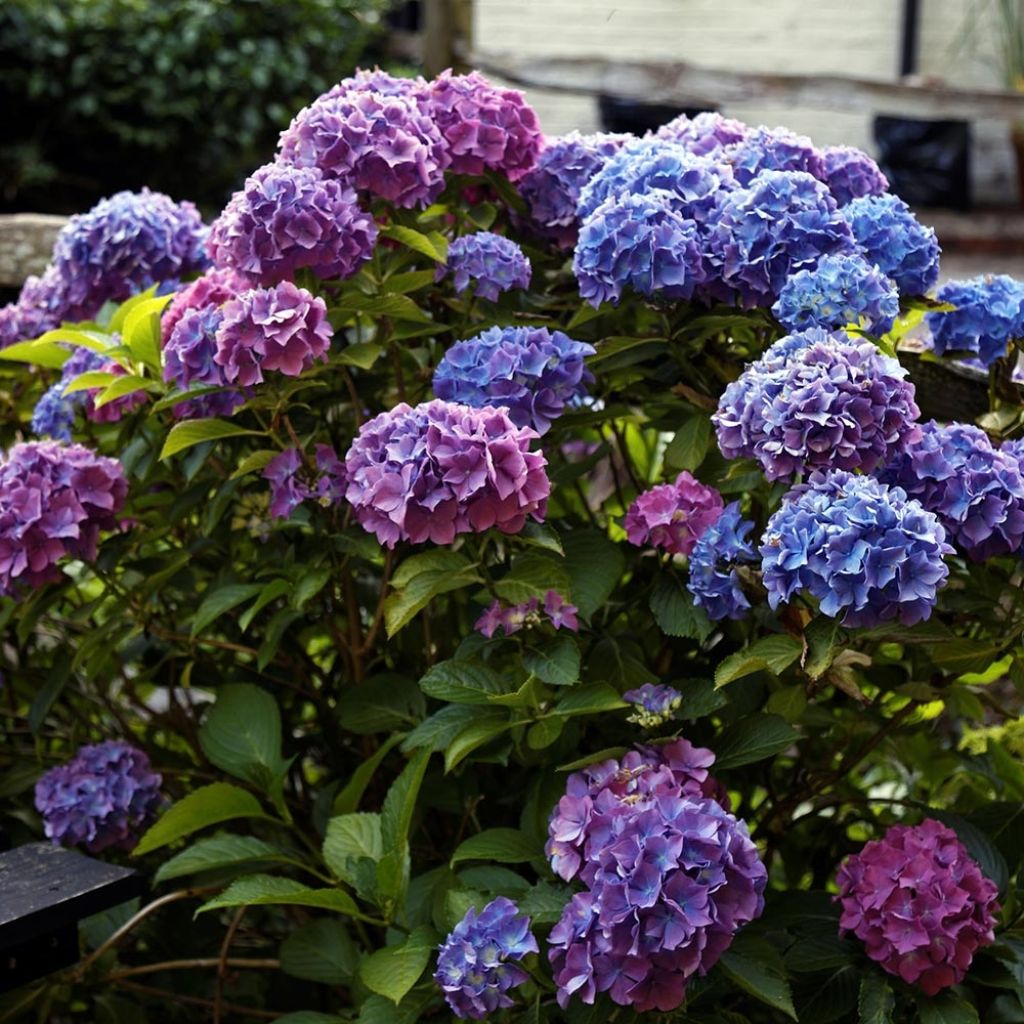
xmin=162 ymin=266 xmax=247 ymax=345
xmin=842 ymin=194 xmax=940 ymax=296
xmin=820 ymin=145 xmax=889 ymax=205
xmin=926 ymin=275 xmax=1024 ymax=367
xmin=519 ymin=131 xmax=630 ymax=247
xmin=836 ymin=819 xmax=999 ymax=995
xmin=439 ymin=232 xmax=532 ymax=301
xmin=3 ymin=265 xmax=71 ymax=348
xmin=214 ymin=282 xmax=332 ymax=386
xmin=428 ymin=70 xmax=543 ymax=181
xmin=654 ymin=111 xmax=748 ymax=156
xmin=433 ymin=326 xmax=594 ymax=434
xmin=209 ymin=164 xmax=378 ymax=286
xmin=546 ymin=741 xmax=765 ymax=1012
xmin=723 ymin=125 xmax=825 ymax=186
xmin=622 ymin=683 xmax=682 ymax=727
xmin=687 ymin=502 xmax=757 ymax=621
xmin=163 ymin=306 xmax=245 ymax=420
xmin=324 ymin=68 xmax=430 ymax=102
xmin=263 ymin=445 xmax=347 ymax=521
xmin=344 ymin=399 xmax=550 ymax=548
xmin=435 ymin=897 xmax=539 ymax=1019
xmin=574 ymin=190 xmax=707 ymax=307
xmin=880 ymin=421 xmax=1024 ymax=561
xmin=52 ymin=189 xmax=208 ymax=320
xmin=34 ymin=741 xmax=162 ymax=854
xmin=278 ymin=90 xmax=450 ymax=209
xmin=0 ymin=441 xmax=128 ymax=596
xmin=761 ymin=470 xmax=952 ymax=627
xmin=624 ymin=471 xmax=724 ymax=556
xmin=707 ymin=170 xmax=854 ymax=307
xmin=772 ymin=252 xmax=900 ymax=335
xmin=475 ymin=589 xmax=579 ymax=637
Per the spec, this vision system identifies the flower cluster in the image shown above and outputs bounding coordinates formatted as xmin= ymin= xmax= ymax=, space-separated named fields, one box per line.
xmin=34 ymin=741 xmax=162 ymax=854
xmin=435 ymin=897 xmax=539 ymax=1019
xmin=761 ymin=470 xmax=952 ymax=627
xmin=772 ymin=252 xmax=899 ymax=335
xmin=546 ymin=741 xmax=766 ymax=1012
xmin=161 ymin=266 xmax=247 ymax=344
xmin=475 ymin=589 xmax=579 ymax=637
xmin=0 ymin=265 xmax=69 ymax=349
xmin=439 ymin=232 xmax=532 ymax=302
xmin=724 ymin=125 xmax=825 ymax=186
xmin=0 ymin=441 xmax=128 ymax=596
xmin=624 ymin=471 xmax=724 ymax=556
xmin=836 ymin=819 xmax=999 ymax=995
xmin=209 ymin=163 xmax=378 ymax=285
xmin=433 ymin=325 xmax=594 ymax=435
xmin=622 ymin=683 xmax=682 ymax=728
xmin=163 ymin=306 xmax=245 ymax=419
xmin=654 ymin=111 xmax=748 ymax=156
xmin=926 ymin=274 xmax=1024 ymax=368
xmin=687 ymin=501 xmax=757 ymax=621
xmin=263 ymin=445 xmax=347 ymax=521
xmin=214 ymin=282 xmax=332 ymax=386
xmin=344 ymin=399 xmax=550 ymax=548
xmin=881 ymin=421 xmax=1024 ymax=561
xmin=820 ymin=145 xmax=889 ymax=206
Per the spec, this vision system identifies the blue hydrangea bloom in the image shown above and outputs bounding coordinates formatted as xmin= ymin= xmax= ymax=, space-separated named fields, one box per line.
xmin=163 ymin=305 xmax=245 ymax=420
xmin=842 ymin=194 xmax=940 ymax=297
xmin=31 ymin=346 xmax=106 ymax=441
xmin=707 ymin=170 xmax=854 ymax=307
xmin=761 ymin=470 xmax=952 ymax=627
xmin=687 ymin=501 xmax=757 ymax=620
xmin=655 ymin=111 xmax=749 ymax=156
xmin=440 ymin=232 xmax=531 ymax=301
xmin=435 ymin=897 xmax=538 ymax=1019
xmin=772 ymin=252 xmax=900 ymax=334
xmin=433 ymin=325 xmax=595 ymax=434
xmin=574 ymin=189 xmax=706 ymax=307
xmin=926 ymin=275 xmax=1024 ymax=367
xmin=820 ymin=145 xmax=889 ymax=206
xmin=723 ymin=125 xmax=825 ymax=186
xmin=623 ymin=682 xmax=683 ymax=727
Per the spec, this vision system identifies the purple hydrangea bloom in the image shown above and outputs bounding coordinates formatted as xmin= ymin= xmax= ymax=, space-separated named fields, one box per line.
xmin=435 ymin=897 xmax=539 ymax=1019
xmin=519 ymin=131 xmax=631 ymax=247
xmin=820 ymin=145 xmax=889 ymax=206
xmin=433 ymin=325 xmax=594 ymax=435
xmin=0 ymin=303 xmax=21 ymax=350
xmin=324 ymin=68 xmax=430 ymax=103
xmin=263 ymin=445 xmax=347 ymax=521
xmin=624 ymin=471 xmax=724 ymax=556
xmin=31 ymin=382 xmax=78 ymax=443
xmin=772 ymin=252 xmax=900 ymax=335
xmin=654 ymin=111 xmax=749 ymax=156
xmin=761 ymin=470 xmax=952 ymax=627
xmin=344 ymin=399 xmax=550 ymax=548
xmin=313 ymin=444 xmax=347 ymax=507
xmin=427 ymin=70 xmax=543 ymax=181
xmin=926 ymin=275 xmax=1024 ymax=368
xmin=687 ymin=501 xmax=757 ymax=621
xmin=707 ymin=170 xmax=854 ymax=307
xmin=52 ymin=189 xmax=208 ymax=320
xmin=574 ymin=190 xmax=707 ymax=307
xmin=836 ymin=819 xmax=999 ymax=995
xmin=162 ymin=266 xmax=248 ymax=345
xmin=475 ymin=589 xmax=579 ymax=638
xmin=622 ymin=683 xmax=682 ymax=727
xmin=3 ymin=265 xmax=71 ymax=347
xmin=163 ymin=306 xmax=245 ymax=420
xmin=214 ymin=282 xmax=332 ymax=386
xmin=546 ymin=741 xmax=765 ymax=1012
xmin=842 ymin=194 xmax=940 ymax=297
xmin=278 ymin=90 xmax=450 ymax=209
xmin=0 ymin=441 xmax=128 ymax=596
xmin=880 ymin=421 xmax=1024 ymax=561
xmin=723 ymin=125 xmax=825 ymax=186
xmin=439 ymin=232 xmax=531 ymax=302
xmin=209 ymin=163 xmax=378 ymax=285
xmin=34 ymin=741 xmax=162 ymax=854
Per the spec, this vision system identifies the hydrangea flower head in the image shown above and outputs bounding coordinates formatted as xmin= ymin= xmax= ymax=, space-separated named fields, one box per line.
xmin=475 ymin=589 xmax=579 ymax=637
xmin=623 ymin=683 xmax=682 ymax=728
xmin=836 ymin=819 xmax=999 ymax=995
xmin=435 ymin=897 xmax=538 ymax=1019
xmin=161 ymin=266 xmax=247 ymax=345
xmin=344 ymin=399 xmax=550 ymax=548
xmin=820 ymin=145 xmax=889 ymax=205
xmin=723 ymin=125 xmax=825 ymax=186
xmin=163 ymin=306 xmax=245 ymax=420
xmin=209 ymin=163 xmax=378 ymax=285
xmin=214 ymin=282 xmax=332 ymax=386
xmin=881 ymin=421 xmax=1024 ymax=561
xmin=439 ymin=232 xmax=531 ymax=301
xmin=926 ymin=275 xmax=1024 ymax=367
xmin=433 ymin=325 xmax=594 ymax=435
xmin=324 ymin=68 xmax=430 ymax=103
xmin=34 ymin=740 xmax=162 ymax=854
xmin=654 ymin=111 xmax=748 ymax=156
xmin=761 ymin=470 xmax=952 ymax=627
xmin=624 ymin=472 xmax=724 ymax=556
xmin=263 ymin=445 xmax=347 ymax=521
xmin=3 ymin=265 xmax=70 ymax=347
xmin=772 ymin=252 xmax=899 ymax=335
xmin=687 ymin=501 xmax=757 ymax=621
xmin=842 ymin=194 xmax=940 ymax=296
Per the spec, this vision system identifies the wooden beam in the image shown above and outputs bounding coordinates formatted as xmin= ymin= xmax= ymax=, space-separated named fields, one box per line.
xmin=0 ymin=214 xmax=66 ymax=289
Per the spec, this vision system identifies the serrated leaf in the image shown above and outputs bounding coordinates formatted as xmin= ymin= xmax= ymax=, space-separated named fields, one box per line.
xmin=338 ymin=341 xmax=383 ymax=369
xmin=401 ymin=705 xmax=490 ymax=753
xmin=445 ymin=717 xmax=513 ymax=772
xmin=385 ymin=552 xmax=480 ymax=636
xmin=381 ymin=749 xmax=431 ymax=851
xmin=719 ymin=949 xmax=797 ymax=1020
xmin=555 ymin=682 xmax=627 ymax=716
xmin=324 ymin=813 xmax=383 ymax=881
xmin=154 ymin=834 xmax=295 ymax=884
xmin=197 ymin=875 xmax=360 ymax=917
xmin=651 ymin=574 xmax=713 ymax=641
xmin=561 ymin=531 xmax=624 ymax=618
xmin=451 ymin=829 xmax=539 ymax=866
xmin=918 ymin=993 xmax=980 ymax=1024
xmin=280 ymin=918 xmax=358 ymax=984
xmin=419 ymin=660 xmax=510 ymax=704
xmin=527 ymin=716 xmax=564 ymax=749
xmin=160 ymin=418 xmax=262 ymax=458
xmin=804 ymin=615 xmax=841 ymax=679
xmin=383 ymin=225 xmax=448 ymax=262
xmin=523 ymin=636 xmax=581 ymax=686
xmin=714 ymin=713 xmax=801 ymax=770
xmin=332 ymin=293 xmax=433 ymax=324
xmin=664 ymin=414 xmax=712 ymax=471
xmin=715 ymin=634 xmax=803 ymax=688
xmin=359 ymin=927 xmax=434 ymax=1004
xmin=858 ymin=973 xmax=895 ymax=1024
xmin=494 ymin=552 xmax=572 ymax=605
xmin=192 ymin=583 xmax=263 ymax=636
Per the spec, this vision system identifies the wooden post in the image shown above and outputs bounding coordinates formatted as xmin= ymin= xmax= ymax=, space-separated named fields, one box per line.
xmin=422 ymin=0 xmax=456 ymax=77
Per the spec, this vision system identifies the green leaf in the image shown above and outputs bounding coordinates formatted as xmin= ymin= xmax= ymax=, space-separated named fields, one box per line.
xmin=451 ymin=829 xmax=539 ymax=866
xmin=930 ymin=639 xmax=1006 ymax=676
xmin=555 ymin=682 xmax=627 ymax=716
xmin=337 ymin=341 xmax=383 ymax=369
xmin=715 ymin=634 xmax=803 ymax=688
xmin=191 ymin=583 xmax=263 ymax=636
xmin=518 ymin=522 xmax=564 ymax=555
xmin=337 ymin=676 xmax=424 ymax=735
xmin=133 ymin=783 xmax=269 ymax=856
xmin=0 ymin=336 xmax=75 ymax=368
xmin=383 ymin=225 xmax=448 ymax=263
xmin=324 ymin=813 xmax=383 ymax=881
xmin=858 ymin=973 xmax=895 ymax=1024
xmin=160 ymin=418 xmax=262 ymax=459
xmin=381 ymin=749 xmax=431 ymax=852
xmin=650 ymin=574 xmax=713 ymax=641
xmin=62 ymin=370 xmax=118 ymax=395
xmin=419 ymin=660 xmax=510 ymax=705
xmin=386 ymin=551 xmax=480 ymax=636
xmin=494 ymin=552 xmax=572 ymax=605
xmin=445 ymin=716 xmax=513 ymax=772
xmin=917 ymin=993 xmax=980 ymax=1024
xmin=332 ymin=293 xmax=433 ymax=324
xmin=718 ymin=949 xmax=797 ymax=1020
xmin=664 ymin=414 xmax=712 ymax=472
xmin=292 ymin=566 xmax=331 ymax=610
xmin=804 ymin=616 xmax=841 ymax=680
xmin=230 ymin=449 xmax=279 ymax=480
xmin=358 ymin=927 xmax=434 ymax=1004
xmin=239 ymin=579 xmax=291 ymax=632
xmin=334 ymin=735 xmax=405 ymax=815
xmin=280 ymin=918 xmax=358 ymax=984
xmin=94 ymin=374 xmax=157 ymax=408
xmin=523 ymin=636 xmax=581 ymax=686
xmin=561 ymin=531 xmax=624 ymax=618
xmin=527 ymin=716 xmax=565 ymax=749
xmin=197 ymin=875 xmax=360 ymax=917
xmin=122 ymin=294 xmax=172 ymax=370
xmin=154 ymin=834 xmax=295 ymax=884
xmin=518 ymin=880 xmax=576 ymax=925
xmin=401 ymin=705 xmax=488 ymax=753
xmin=714 ymin=713 xmax=801 ymax=770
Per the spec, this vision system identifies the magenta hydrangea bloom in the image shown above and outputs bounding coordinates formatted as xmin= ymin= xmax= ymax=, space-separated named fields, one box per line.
xmin=427 ymin=70 xmax=542 ymax=181
xmin=475 ymin=589 xmax=579 ymax=637
xmin=214 ymin=282 xmax=332 ymax=386
xmin=0 ymin=441 xmax=128 ymax=596
xmin=209 ymin=163 xmax=378 ymax=285
xmin=820 ymin=145 xmax=889 ymax=205
xmin=278 ymin=90 xmax=450 ymax=208
xmin=164 ymin=306 xmax=245 ymax=419
xmin=723 ymin=125 xmax=825 ymax=186
xmin=654 ymin=111 xmax=749 ymax=156
xmin=34 ymin=741 xmax=162 ymax=854
xmin=622 ymin=683 xmax=682 ymax=728
xmin=624 ymin=471 xmax=724 ymax=556
xmin=836 ymin=819 xmax=999 ymax=995
xmin=161 ymin=266 xmax=248 ymax=345
xmin=263 ymin=445 xmax=347 ymax=521
xmin=439 ymin=232 xmax=531 ymax=301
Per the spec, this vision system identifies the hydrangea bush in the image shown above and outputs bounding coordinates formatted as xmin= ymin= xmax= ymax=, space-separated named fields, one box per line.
xmin=1 ymin=69 xmax=1023 ymax=1024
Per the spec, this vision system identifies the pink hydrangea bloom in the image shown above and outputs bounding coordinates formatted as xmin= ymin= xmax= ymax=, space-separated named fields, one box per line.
xmin=161 ymin=266 xmax=248 ymax=345
xmin=624 ymin=472 xmax=724 ymax=556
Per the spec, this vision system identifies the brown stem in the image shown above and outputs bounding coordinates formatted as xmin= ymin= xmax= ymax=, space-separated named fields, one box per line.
xmin=105 ymin=957 xmax=279 ymax=982
xmin=358 ymin=548 xmax=395 ymax=656
xmin=341 ymin=367 xmax=364 ymax=427
xmin=113 ymin=980 xmax=280 ymax=1021
xmin=214 ymin=907 xmax=248 ymax=1024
